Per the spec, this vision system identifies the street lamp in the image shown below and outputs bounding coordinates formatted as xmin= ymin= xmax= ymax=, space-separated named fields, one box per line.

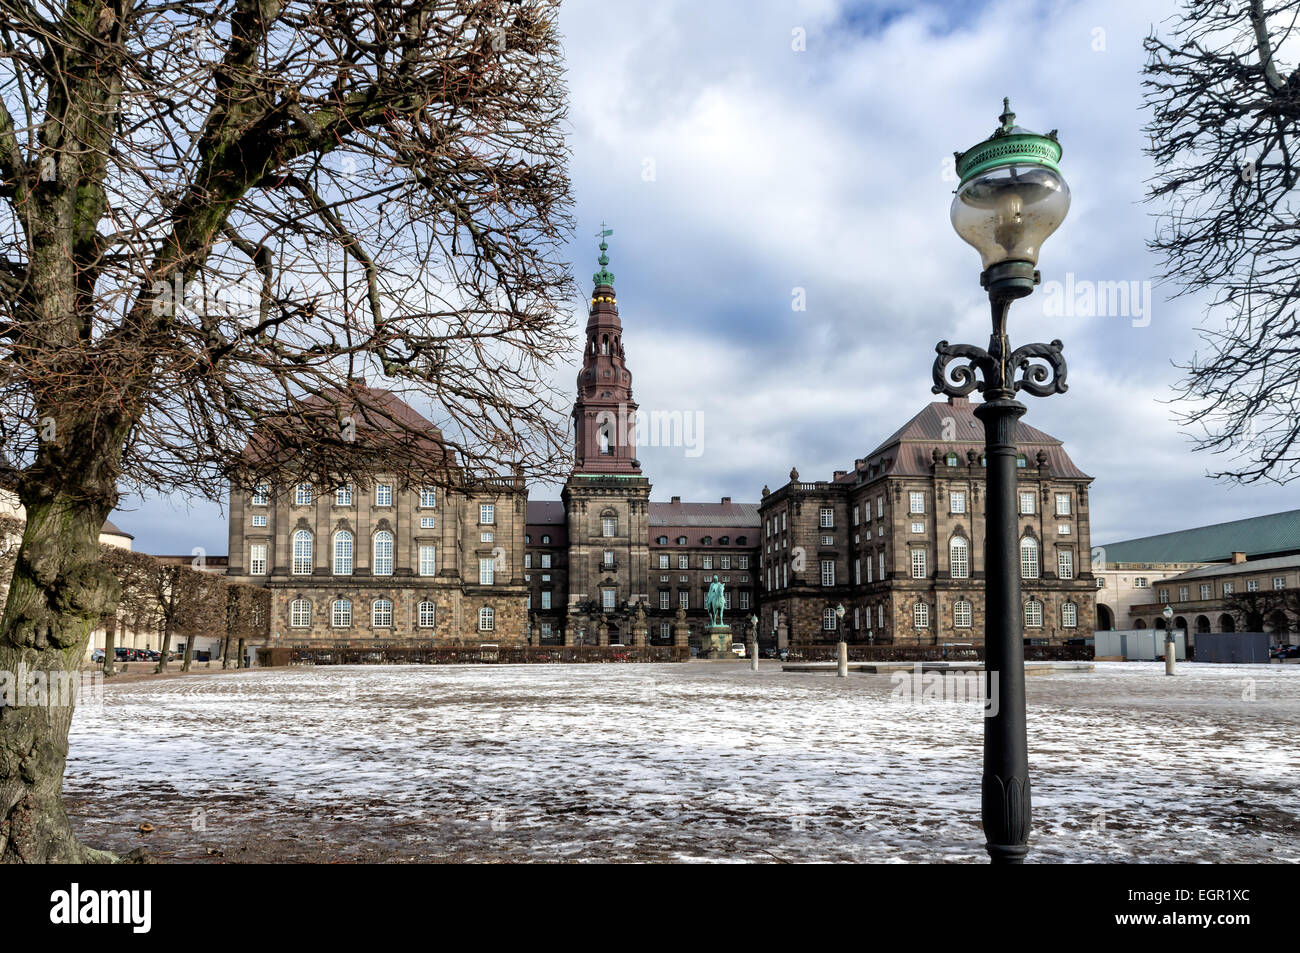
xmin=1162 ymin=604 xmax=1177 ymax=675
xmin=934 ymin=98 xmax=1071 ymax=865
xmin=834 ymin=603 xmax=846 ymax=639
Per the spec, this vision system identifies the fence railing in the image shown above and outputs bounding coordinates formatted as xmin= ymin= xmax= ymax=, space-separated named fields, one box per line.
xmin=787 ymin=643 xmax=1094 ymax=662
xmin=266 ymin=644 xmax=689 ymax=666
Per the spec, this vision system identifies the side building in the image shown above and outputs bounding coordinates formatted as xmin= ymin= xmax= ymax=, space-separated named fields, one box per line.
xmin=757 ymin=394 xmax=1096 ymax=648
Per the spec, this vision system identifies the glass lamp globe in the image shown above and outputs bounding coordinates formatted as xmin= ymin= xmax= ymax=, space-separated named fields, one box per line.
xmin=951 ymin=99 xmax=1070 ymax=271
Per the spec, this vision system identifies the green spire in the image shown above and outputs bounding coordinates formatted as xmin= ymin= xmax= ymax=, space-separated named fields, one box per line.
xmin=593 ymin=223 xmax=615 ymax=287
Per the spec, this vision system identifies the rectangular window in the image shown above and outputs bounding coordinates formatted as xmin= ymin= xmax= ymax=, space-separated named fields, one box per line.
xmin=1222 ymin=582 xmax=1234 ymax=595
xmin=738 ymin=591 xmax=750 ymax=610
xmin=1179 ymin=586 xmax=1189 ymax=601
xmin=375 ymin=483 xmax=392 ymax=507
xmin=879 ymin=551 xmax=885 ymax=579
xmin=823 ymin=608 xmax=837 ymax=631
xmin=1055 ymin=493 xmax=1071 ymax=516
xmin=602 ymin=517 xmax=616 ymax=537
xmin=820 ymin=507 xmax=834 ymax=528
xmin=251 ymin=485 xmax=269 ymax=506
xmin=1134 ymin=577 xmax=1149 ymax=588
xmin=660 ymin=591 xmax=670 ymax=610
xmin=679 ymin=591 xmax=690 ymax=609
xmin=1019 ymin=491 xmax=1035 ymax=515
xmin=1062 ymin=603 xmax=1078 ymax=628
xmin=1158 ymin=588 xmax=1169 ymax=603
xmin=1057 ymin=524 xmax=1071 ymax=535
xmin=541 ymin=554 xmax=552 ymax=569
xmin=419 ymin=545 xmax=437 ymax=576
xmin=420 ymin=516 xmax=436 ymax=529
xmin=1200 ymin=583 xmax=1212 ymax=600
xmin=911 ymin=549 xmax=927 ymax=579
xmin=1274 ymin=576 xmax=1287 ymax=590
xmin=820 ymin=535 xmax=833 ymax=546
xmin=480 ymin=531 xmax=494 ymax=543
xmin=738 ymin=556 xmax=749 ymax=569
xmin=420 ymin=487 xmax=437 ymax=508
xmin=372 ymin=600 xmax=393 ymax=628
xmin=852 ymin=505 xmax=860 ymax=525
xmin=659 ymin=554 xmax=669 ymax=569
xmin=954 ymin=601 xmax=972 ymax=628
xmin=419 ymin=602 xmax=436 ymax=628
xmin=914 ymin=602 xmax=929 ymax=629
xmin=866 ymin=558 xmax=873 ymax=584
xmin=478 ymin=607 xmax=495 ymax=631
xmin=332 ymin=600 xmax=351 ymax=627
xmin=479 ymin=558 xmax=495 ymax=585
xmin=336 ymin=485 xmax=353 ymax=506
xmin=910 ymin=522 xmax=924 ymax=535
xmin=855 ymin=558 xmax=862 ymax=585
xmin=1058 ymin=549 xmax=1074 ymax=580
xmin=524 ymin=553 xmax=532 ymax=569
xmin=678 ymin=555 xmax=689 ymax=570
xmin=820 ymin=559 xmax=835 ymax=586
xmin=1247 ymin=579 xmax=1259 ymax=592
xmin=480 ymin=503 xmax=495 ymax=524
xmin=291 ymin=600 xmax=310 ymax=628
xmin=603 ymin=589 xmax=616 ymax=611
xmin=909 ymin=492 xmax=924 ymax=514
xmin=877 ymin=496 xmax=884 ymax=518
xmin=950 ymin=492 xmax=966 ymax=514
xmin=702 ymin=555 xmax=713 ymax=570
xmin=541 ymin=590 xmax=552 ymax=610
xmin=720 ymin=556 xmax=731 ymax=570
xmin=295 ymin=483 xmax=312 ymax=506
xmin=249 ymin=543 xmax=267 ymax=575
xmin=604 ymin=550 xmax=615 ymax=568
xmin=252 ymin=514 xmax=267 ymax=527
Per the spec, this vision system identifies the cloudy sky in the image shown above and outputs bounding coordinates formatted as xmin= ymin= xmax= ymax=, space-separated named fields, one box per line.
xmin=122 ymin=0 xmax=1300 ymax=556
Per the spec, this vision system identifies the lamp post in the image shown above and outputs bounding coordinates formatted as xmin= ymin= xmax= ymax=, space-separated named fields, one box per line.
xmin=835 ymin=603 xmax=848 ymax=677
xmin=749 ymin=614 xmax=759 ymax=671
xmin=934 ymin=98 xmax=1071 ymax=864
xmin=1162 ymin=604 xmax=1177 ymax=675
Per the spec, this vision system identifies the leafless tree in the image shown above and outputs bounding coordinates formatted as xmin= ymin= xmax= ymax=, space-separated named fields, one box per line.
xmin=1144 ymin=0 xmax=1300 ymax=483
xmin=147 ymin=562 xmax=225 ymax=673
xmin=97 ymin=546 xmax=157 ymax=676
xmin=0 ymin=0 xmax=575 ymax=862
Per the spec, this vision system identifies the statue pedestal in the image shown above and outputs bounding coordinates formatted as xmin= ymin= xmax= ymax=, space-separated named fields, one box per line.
xmin=703 ymin=625 xmax=733 ymax=659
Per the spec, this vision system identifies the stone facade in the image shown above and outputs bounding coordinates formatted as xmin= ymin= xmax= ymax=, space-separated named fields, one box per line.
xmin=758 ymin=395 xmax=1096 ymax=648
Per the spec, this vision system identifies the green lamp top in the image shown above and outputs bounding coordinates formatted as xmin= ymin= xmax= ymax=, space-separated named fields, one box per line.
xmin=954 ymin=98 xmax=1062 ymax=186
xmin=593 ymin=223 xmax=615 ymax=287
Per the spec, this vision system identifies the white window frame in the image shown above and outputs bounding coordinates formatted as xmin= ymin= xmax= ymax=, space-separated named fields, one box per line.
xmin=331 ymin=598 xmax=352 ymax=627
xmin=911 ymin=549 xmax=927 ymax=579
xmin=909 ymin=492 xmax=925 ymax=514
xmin=1019 ymin=491 xmax=1035 ymax=515
xmin=375 ymin=483 xmax=392 ymax=507
xmin=913 ymin=602 xmax=929 ymax=629
xmin=333 ymin=531 xmax=353 ymax=576
xmin=373 ymin=531 xmax=394 ymax=576
xmin=418 ymin=601 xmax=436 ymax=628
xmin=954 ymin=600 xmax=972 ymax=628
xmin=292 ymin=530 xmax=313 ymax=575
xmin=372 ymin=598 xmax=393 ymax=628
xmin=479 ymin=558 xmax=495 ymax=586
xmin=420 ymin=487 xmax=437 ymax=508
xmin=295 ymin=483 xmax=312 ymax=506
xmin=249 ymin=543 xmax=267 ymax=576
xmin=290 ymin=599 xmax=310 ymax=628
xmin=820 ymin=559 xmax=835 ymax=586
xmin=478 ymin=607 xmax=495 ymax=631
xmin=419 ymin=544 xmax=437 ymax=577
xmin=950 ymin=492 xmax=966 ymax=514
xmin=480 ymin=503 xmax=495 ymax=524
xmin=1024 ymin=599 xmax=1043 ymax=628
xmin=1020 ymin=537 xmax=1039 ymax=579
xmin=1058 ymin=549 xmax=1074 ymax=580
xmin=950 ymin=537 xmax=969 ymax=579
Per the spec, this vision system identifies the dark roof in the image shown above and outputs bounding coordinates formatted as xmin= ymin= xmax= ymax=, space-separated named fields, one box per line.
xmin=649 ymin=501 xmax=761 ymax=529
xmin=859 ymin=396 xmax=1090 ymax=480
xmin=100 ymin=518 xmax=133 ymax=540
xmin=526 ymin=500 xmax=565 ymax=524
xmin=1099 ymin=509 xmax=1300 ymax=565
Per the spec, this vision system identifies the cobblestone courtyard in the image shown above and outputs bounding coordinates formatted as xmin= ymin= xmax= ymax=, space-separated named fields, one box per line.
xmin=65 ymin=661 xmax=1300 ymax=863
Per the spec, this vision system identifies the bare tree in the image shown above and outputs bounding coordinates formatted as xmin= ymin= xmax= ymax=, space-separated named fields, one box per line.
xmin=147 ymin=562 xmax=225 ymax=674
xmin=0 ymin=0 xmax=574 ymax=862
xmin=98 ymin=547 xmax=158 ymax=677
xmin=1144 ymin=0 xmax=1300 ymax=483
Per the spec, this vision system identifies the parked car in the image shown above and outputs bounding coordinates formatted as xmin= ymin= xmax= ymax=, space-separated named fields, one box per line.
xmin=1273 ymin=644 xmax=1299 ymax=660
xmin=90 ymin=649 xmax=105 ymax=663
xmin=730 ymin=643 xmax=747 ymax=657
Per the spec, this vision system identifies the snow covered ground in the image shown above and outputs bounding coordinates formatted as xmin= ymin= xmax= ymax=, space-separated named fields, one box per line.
xmin=65 ymin=661 xmax=1299 ymax=863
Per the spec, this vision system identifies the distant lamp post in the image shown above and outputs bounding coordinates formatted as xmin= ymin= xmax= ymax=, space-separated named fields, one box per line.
xmin=1163 ymin=605 xmax=1177 ymax=675
xmin=834 ymin=604 xmax=848 ymax=677
xmin=934 ymin=98 xmax=1071 ymax=865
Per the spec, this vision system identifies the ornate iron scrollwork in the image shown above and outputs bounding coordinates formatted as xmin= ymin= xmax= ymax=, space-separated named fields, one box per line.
xmin=932 ymin=338 xmax=1067 ymax=400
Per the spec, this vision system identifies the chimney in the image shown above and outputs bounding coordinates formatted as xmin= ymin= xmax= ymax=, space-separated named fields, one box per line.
xmin=948 ymin=395 xmax=968 ymax=406
xmin=1231 ymin=551 xmax=1247 ymax=564
xmin=720 ymin=496 xmax=731 ymax=504
xmin=671 ymin=495 xmax=680 ymax=504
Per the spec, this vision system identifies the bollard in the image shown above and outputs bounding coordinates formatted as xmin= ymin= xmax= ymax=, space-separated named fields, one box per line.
xmin=749 ymin=640 xmax=759 ymax=672
xmin=837 ymin=640 xmax=848 ymax=678
xmin=1165 ymin=638 xmax=1177 ymax=676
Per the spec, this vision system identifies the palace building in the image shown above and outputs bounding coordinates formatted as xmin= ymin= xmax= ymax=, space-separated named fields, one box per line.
xmin=225 ymin=234 xmax=1095 ymax=652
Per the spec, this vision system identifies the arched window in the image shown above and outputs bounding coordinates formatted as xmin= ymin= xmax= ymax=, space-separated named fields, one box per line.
xmin=478 ymin=606 xmax=495 ymax=631
xmin=333 ymin=530 xmax=353 ymax=575
xmin=1020 ymin=537 xmax=1039 ymax=579
xmin=953 ymin=599 xmax=972 ymax=628
xmin=1016 ymin=453 xmax=1028 ymax=468
xmin=945 ymin=452 xmax=959 ymax=467
xmin=1062 ymin=602 xmax=1077 ymax=628
xmin=290 ymin=599 xmax=311 ymax=628
xmin=372 ymin=598 xmax=393 ymax=628
xmin=950 ymin=536 xmax=970 ymax=579
xmin=601 ymin=334 xmax=609 ymax=355
xmin=331 ymin=598 xmax=352 ymax=627
xmin=292 ymin=530 xmax=313 ymax=575
xmin=913 ymin=602 xmax=929 ymax=629
xmin=418 ymin=601 xmax=436 ymax=628
xmin=373 ymin=531 xmax=394 ymax=575
xmin=1024 ymin=599 xmax=1043 ymax=628
xmin=677 ymin=536 xmax=687 ymax=545
xmin=701 ymin=536 xmax=712 ymax=545
xmin=719 ymin=536 xmax=729 ymax=545
xmin=601 ymin=515 xmax=617 ymax=537
xmin=657 ymin=536 xmax=668 ymax=545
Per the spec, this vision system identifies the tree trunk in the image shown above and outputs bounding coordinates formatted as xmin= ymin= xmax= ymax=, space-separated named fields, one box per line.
xmin=181 ymin=635 xmax=194 ymax=673
xmin=102 ymin=614 xmax=116 ymax=679
xmin=155 ymin=618 xmax=172 ymax=675
xmin=0 ymin=496 xmax=120 ymax=863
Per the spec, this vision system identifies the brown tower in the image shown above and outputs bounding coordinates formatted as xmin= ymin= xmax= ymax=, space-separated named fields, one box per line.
xmin=562 ymin=227 xmax=651 ymax=634
xmin=572 ymin=229 xmax=640 ymax=474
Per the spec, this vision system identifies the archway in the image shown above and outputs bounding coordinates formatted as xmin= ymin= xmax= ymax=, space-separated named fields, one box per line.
xmin=1096 ymin=604 xmax=1114 ymax=631
xmin=1196 ymin=615 xmax=1211 ymax=634
xmin=1155 ymin=617 xmax=1167 ymax=630
xmin=1218 ymin=614 xmax=1236 ymax=633
xmin=1174 ymin=616 xmax=1188 ymax=635
xmin=1134 ymin=619 xmax=1147 ymax=629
